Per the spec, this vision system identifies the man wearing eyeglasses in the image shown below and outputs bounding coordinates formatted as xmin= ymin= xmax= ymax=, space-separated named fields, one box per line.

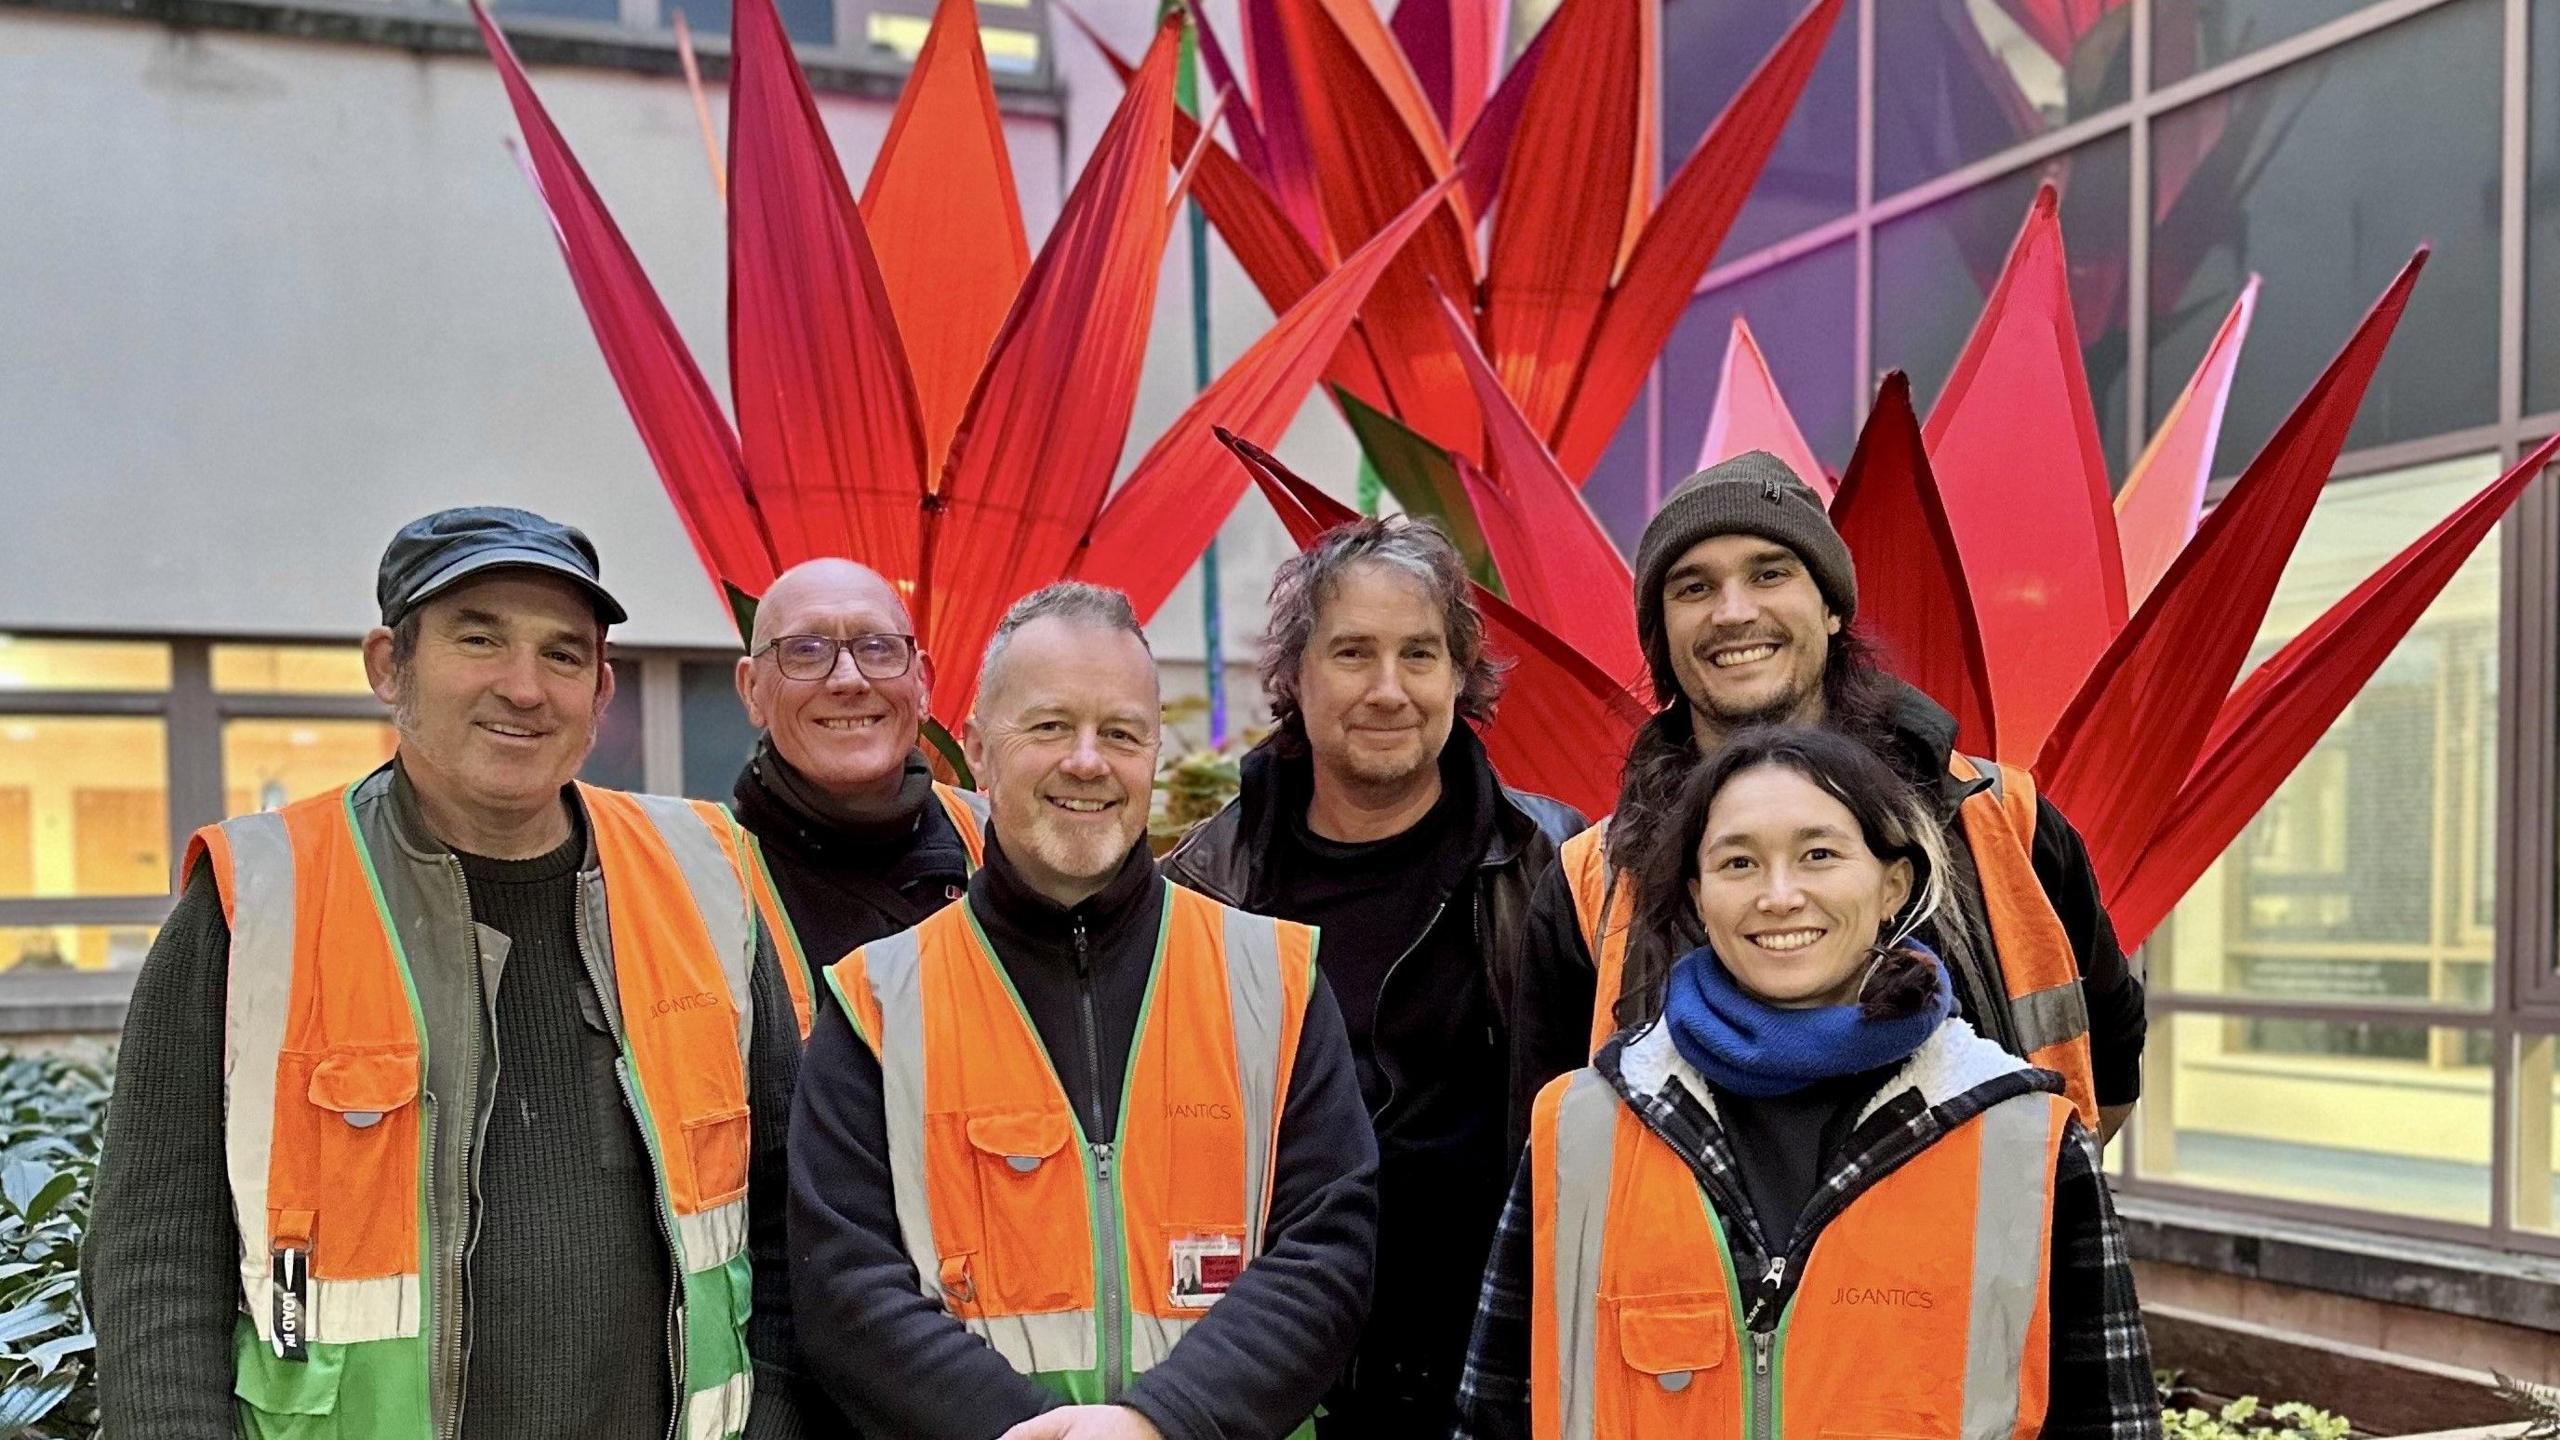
xmin=731 ymin=557 xmax=988 ymax=1034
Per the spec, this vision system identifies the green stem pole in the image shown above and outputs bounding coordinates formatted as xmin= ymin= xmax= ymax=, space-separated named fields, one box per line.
xmin=1175 ymin=12 xmax=1227 ymax=746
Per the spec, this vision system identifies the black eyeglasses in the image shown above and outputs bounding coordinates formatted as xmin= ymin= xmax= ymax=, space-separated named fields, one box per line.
xmin=756 ymin=633 xmax=918 ymax=682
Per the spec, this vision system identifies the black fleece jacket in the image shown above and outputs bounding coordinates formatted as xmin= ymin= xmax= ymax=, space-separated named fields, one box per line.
xmin=787 ymin=835 xmax=1380 ymax=1440
xmin=731 ymin=743 xmax=973 ymax=995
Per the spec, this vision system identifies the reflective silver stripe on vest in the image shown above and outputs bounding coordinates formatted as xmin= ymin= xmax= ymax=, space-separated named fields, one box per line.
xmin=1548 ymin=1071 xmax=1620 ymax=1440
xmin=1960 ymin=1097 xmax=2061 ymax=1439
xmin=686 ymin=1372 xmax=754 ymax=1440
xmin=970 ymin=1308 xmax=1100 ymax=1374
xmin=1129 ymin=1313 xmax=1196 ymax=1373
xmin=1217 ymin=905 xmax=1289 ymax=1256
xmin=2008 ymin=980 xmax=2090 ymax=1058
xmin=859 ymin=928 xmax=943 ymax=1302
xmin=216 ymin=811 xmax=301 ymax=1345
xmin=628 ymin=794 xmax=759 ymax=1075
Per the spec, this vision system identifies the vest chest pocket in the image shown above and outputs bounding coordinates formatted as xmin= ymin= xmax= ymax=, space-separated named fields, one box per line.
xmin=953 ymin=1108 xmax=1085 ymax=1317
xmin=298 ymin=1045 xmax=424 ymax=1283
xmin=1605 ymin=1294 xmax=1729 ymax=1420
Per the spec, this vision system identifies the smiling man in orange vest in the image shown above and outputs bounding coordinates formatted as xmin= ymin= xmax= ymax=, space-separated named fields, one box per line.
xmin=788 ymin=582 xmax=1379 ymax=1440
xmin=87 ymin=507 xmax=808 ymax=1439
xmin=1507 ymin=453 xmax=2148 ymax=1150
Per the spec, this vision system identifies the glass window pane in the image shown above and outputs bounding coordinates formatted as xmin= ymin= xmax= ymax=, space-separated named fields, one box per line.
xmin=676 ymin=0 xmax=836 ymax=48
xmin=1875 ymin=0 xmax=2131 ymax=197
xmin=0 ymin=636 xmax=170 ymax=692
xmin=0 ymin=718 xmax=169 ymax=899
xmin=2521 ymin=1034 xmax=2560 ymax=1233
xmin=492 ymin=0 xmax=623 ymax=26
xmin=2148 ymin=456 xmax=2502 ymax=1007
xmin=682 ymin=661 xmax=761 ymax=802
xmin=222 ymin=720 xmax=399 ymax=817
xmin=2142 ymin=1011 xmax=2493 ymax=1224
xmin=1875 ymin=136 xmax=2133 ymax=472
xmin=2529 ymin=0 xmax=2560 ymax=414
xmin=1664 ymin=0 xmax=1858 ymax=257
xmin=2148 ymin=0 xmax=2501 ymax=466
xmin=211 ymin=644 xmax=376 ymax=697
xmin=582 ymin=687 xmax=648 ymax=794
xmin=2154 ymin=0 xmax=2389 ymax=86
xmin=1660 ymin=241 xmax=1859 ymax=483
xmin=1582 ymin=401 xmax=1656 ymax=555
xmin=0 ymin=924 xmax=158 ymax=975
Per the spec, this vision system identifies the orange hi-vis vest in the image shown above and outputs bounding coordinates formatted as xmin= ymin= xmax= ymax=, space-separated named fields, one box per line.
xmin=1526 ymin=1038 xmax=2071 ymax=1440
xmin=825 ymin=882 xmax=1318 ymax=1428
xmin=744 ymin=781 xmax=987 ymax=1040
xmin=189 ymin=779 xmax=759 ymax=1440
xmin=1563 ymin=755 xmax=2097 ymax=1125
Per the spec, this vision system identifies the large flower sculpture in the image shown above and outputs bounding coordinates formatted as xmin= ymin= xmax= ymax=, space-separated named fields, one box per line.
xmin=1065 ymin=0 xmax=1845 ymax=488
xmin=472 ymin=0 xmax=1447 ymax=723
xmin=1241 ymin=185 xmax=2554 ymax=945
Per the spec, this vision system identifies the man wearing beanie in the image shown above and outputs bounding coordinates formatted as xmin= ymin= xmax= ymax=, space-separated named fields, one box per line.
xmin=1505 ymin=451 xmax=2145 ymax=1152
xmin=88 ymin=507 xmax=809 ymax=1439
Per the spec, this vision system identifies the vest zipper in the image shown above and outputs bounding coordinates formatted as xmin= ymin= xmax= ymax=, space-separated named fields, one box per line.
xmin=1070 ymin=918 xmax=1126 ymax=1396
xmin=1093 ymin=1139 xmax=1126 ymax=1398
xmin=574 ymin=895 xmax=689 ymax=1440
xmin=1749 ymin=1329 xmax=1775 ymax=1440
xmin=434 ymin=858 xmax=483 ymax=1440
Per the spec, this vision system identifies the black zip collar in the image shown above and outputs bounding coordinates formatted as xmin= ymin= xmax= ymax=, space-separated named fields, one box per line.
xmin=968 ymin=831 xmax=1162 ymax=965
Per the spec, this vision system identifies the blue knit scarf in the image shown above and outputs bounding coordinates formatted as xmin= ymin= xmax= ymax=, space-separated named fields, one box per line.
xmin=1660 ymin=943 xmax=1952 ymax=1098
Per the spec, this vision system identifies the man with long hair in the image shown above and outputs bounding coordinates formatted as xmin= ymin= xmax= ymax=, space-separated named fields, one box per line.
xmin=1163 ymin=518 xmax=1582 ymax=1434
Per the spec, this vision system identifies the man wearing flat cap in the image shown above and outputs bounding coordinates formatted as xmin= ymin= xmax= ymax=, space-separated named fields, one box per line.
xmin=89 ymin=506 xmax=810 ymax=1439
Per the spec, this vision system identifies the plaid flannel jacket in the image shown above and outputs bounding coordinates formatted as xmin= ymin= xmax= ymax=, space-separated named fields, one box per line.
xmin=1450 ymin=1026 xmax=2162 ymax=1440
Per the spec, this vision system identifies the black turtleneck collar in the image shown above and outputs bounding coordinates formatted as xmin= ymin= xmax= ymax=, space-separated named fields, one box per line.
xmin=732 ymin=739 xmax=935 ymax=860
xmin=969 ymin=829 xmax=1163 ymax=962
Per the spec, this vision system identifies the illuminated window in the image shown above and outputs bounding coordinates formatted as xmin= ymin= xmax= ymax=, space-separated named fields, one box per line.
xmin=2142 ymin=1013 xmax=2493 ymax=1225
xmin=0 ymin=924 xmax=158 ymax=976
xmin=222 ymin=720 xmax=400 ymax=817
xmin=0 ymin=636 xmax=170 ymax=692
xmin=2154 ymin=457 xmax=2502 ymax=1012
xmin=0 ymin=717 xmax=171 ymax=900
xmin=211 ymin=643 xmax=376 ymax=697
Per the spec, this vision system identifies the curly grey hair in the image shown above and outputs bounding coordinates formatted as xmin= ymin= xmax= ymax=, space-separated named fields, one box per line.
xmin=1258 ymin=517 xmax=1506 ymax=754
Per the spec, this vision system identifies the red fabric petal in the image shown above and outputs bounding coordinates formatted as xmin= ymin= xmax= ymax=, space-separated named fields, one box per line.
xmin=2036 ymin=253 xmax=2426 ymax=903
xmin=1695 ymin=315 xmax=1829 ymax=499
xmin=474 ymin=2 xmax=773 ymax=600
xmin=1482 ymin=0 xmax=1655 ymax=441
xmin=858 ymin=0 xmax=1030 ymax=467
xmin=1272 ymin=0 xmax=1484 ymax=455
xmin=1450 ymin=14 xmax=1555 ymax=217
xmin=2107 ymin=434 xmax=2556 ymax=949
xmin=1549 ymin=0 xmax=1843 ymax=481
xmin=2116 ymin=277 xmax=2256 ymax=608
xmin=1390 ymin=0 xmax=1498 ymax=140
xmin=1072 ymin=177 xmax=1461 ymax=622
xmin=1920 ymin=183 xmax=2125 ymax=762
xmin=1222 ymin=430 xmax=1644 ymax=816
xmin=1435 ymin=292 xmax=1643 ymax=688
xmin=1829 ymin=374 xmax=1998 ymax=750
xmin=1178 ymin=1 xmax=1278 ymax=217
xmin=1239 ymin=0 xmax=1330 ymax=251
xmin=921 ymin=22 xmax=1182 ymax=723
xmin=726 ymin=0 xmax=930 ymax=577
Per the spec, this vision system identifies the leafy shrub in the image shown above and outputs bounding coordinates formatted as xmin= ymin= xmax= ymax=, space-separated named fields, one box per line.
xmin=2494 ymin=1371 xmax=2560 ymax=1439
xmin=2160 ymin=1395 xmax=2353 ymax=1440
xmin=0 ymin=1051 xmax=106 ymax=1439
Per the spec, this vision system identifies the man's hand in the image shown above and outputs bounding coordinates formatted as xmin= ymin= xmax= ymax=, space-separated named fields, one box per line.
xmin=997 ymin=1405 xmax=1165 ymax=1440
